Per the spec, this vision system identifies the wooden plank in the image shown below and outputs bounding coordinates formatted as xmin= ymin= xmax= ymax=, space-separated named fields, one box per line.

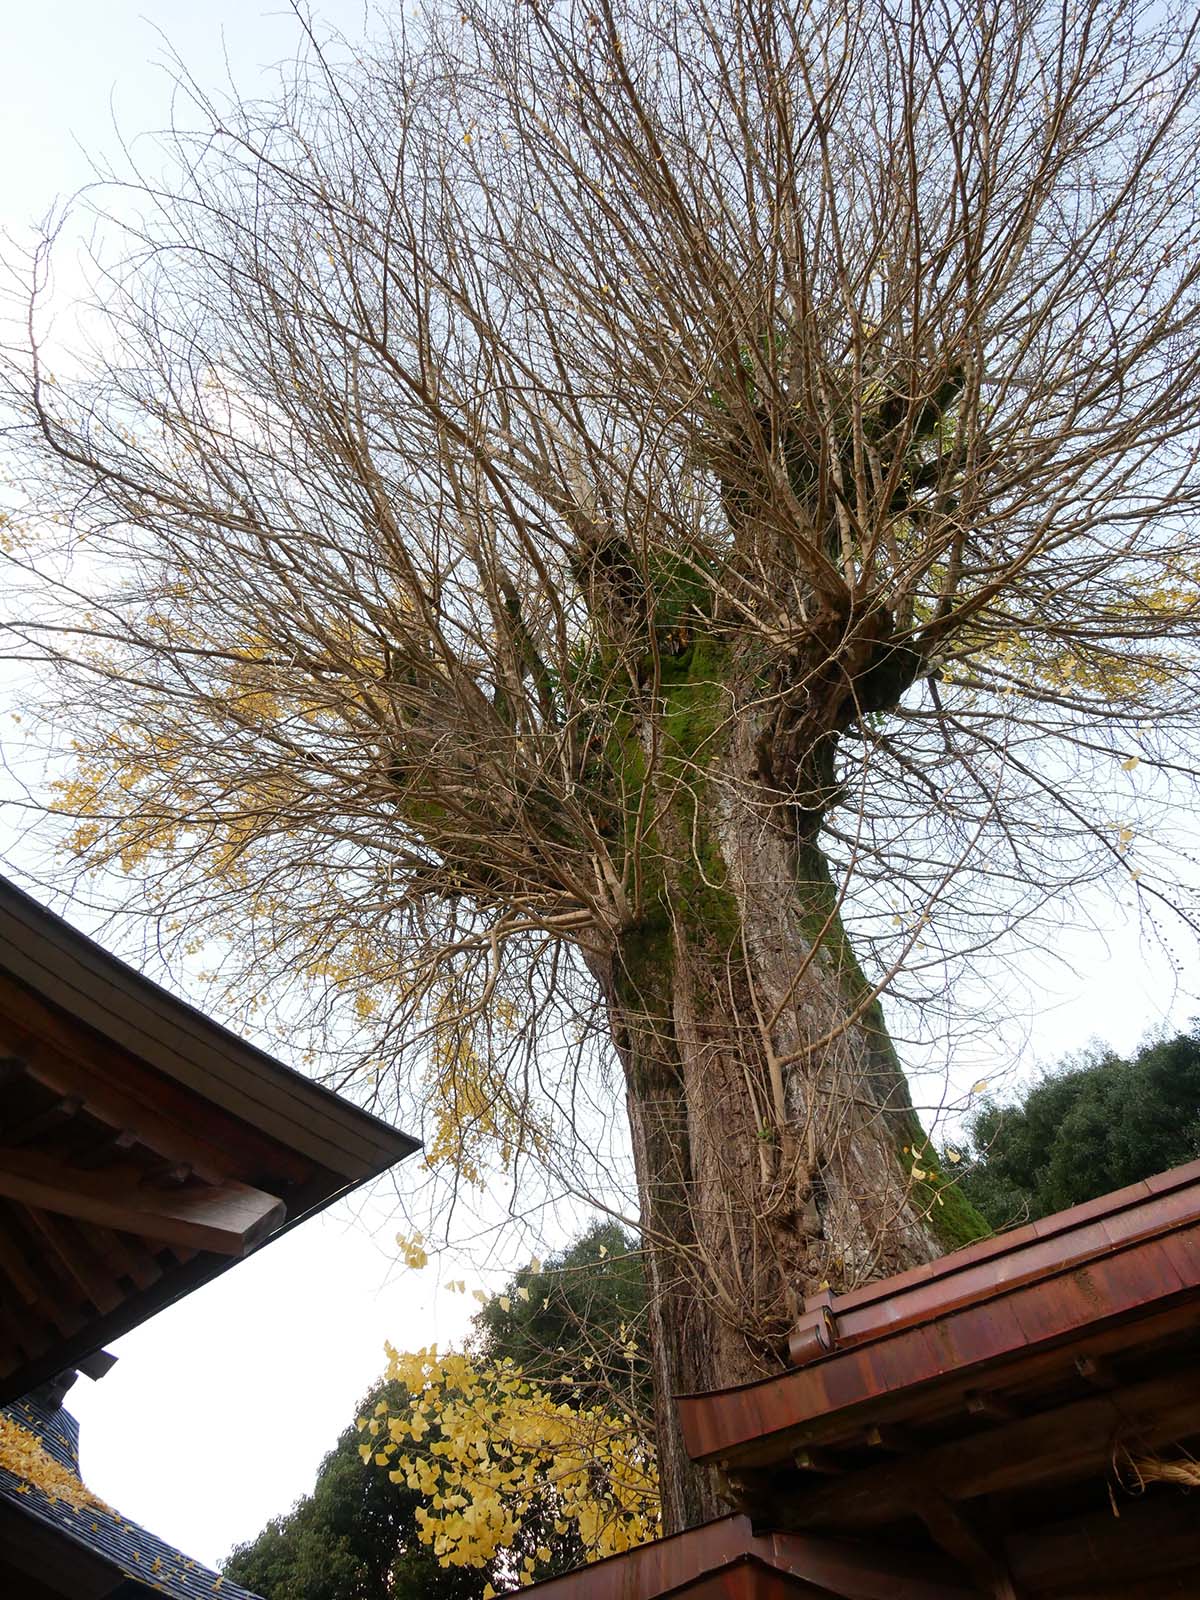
xmin=22 ymin=1208 xmax=124 ymax=1315
xmin=786 ymin=1365 xmax=1200 ymax=1531
xmin=0 ymin=974 xmax=312 ymax=1186
xmin=0 ymin=1148 xmax=286 ymax=1256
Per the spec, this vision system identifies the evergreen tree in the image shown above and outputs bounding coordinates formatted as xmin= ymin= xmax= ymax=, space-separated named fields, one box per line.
xmin=224 ymin=1226 xmax=649 ymax=1595
xmin=223 ymin=1380 xmax=489 ymax=1600
xmin=957 ymin=1028 xmax=1200 ymax=1228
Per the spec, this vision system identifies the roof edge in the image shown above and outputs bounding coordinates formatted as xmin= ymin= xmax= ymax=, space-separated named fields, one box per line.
xmin=0 ymin=877 xmax=417 ymax=1177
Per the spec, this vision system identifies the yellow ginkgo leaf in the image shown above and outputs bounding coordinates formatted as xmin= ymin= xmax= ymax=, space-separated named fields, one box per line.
xmin=1121 ymin=755 xmax=1140 ymax=771
xmin=971 ymin=1079 xmax=988 ymax=1095
xmin=946 ymin=1148 xmax=962 ymax=1164
xmin=517 ymin=1285 xmax=530 ymax=1301
xmin=395 ymin=1232 xmax=428 ymax=1270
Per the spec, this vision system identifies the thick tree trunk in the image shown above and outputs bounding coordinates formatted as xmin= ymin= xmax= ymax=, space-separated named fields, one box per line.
xmin=589 ymin=651 xmax=984 ymax=1532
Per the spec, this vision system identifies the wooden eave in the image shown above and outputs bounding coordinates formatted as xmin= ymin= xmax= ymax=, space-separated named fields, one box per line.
xmin=528 ymin=1161 xmax=1200 ymax=1600
xmin=0 ymin=877 xmax=418 ymax=1404
xmin=0 ymin=877 xmax=415 ymax=1180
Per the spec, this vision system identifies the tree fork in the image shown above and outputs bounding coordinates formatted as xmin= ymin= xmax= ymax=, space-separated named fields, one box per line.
xmin=596 ymin=702 xmax=987 ymax=1531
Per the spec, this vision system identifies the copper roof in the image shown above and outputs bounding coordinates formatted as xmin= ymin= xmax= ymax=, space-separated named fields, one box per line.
xmin=678 ymin=1158 xmax=1200 ymax=1465
xmin=525 ymin=1159 xmax=1200 ymax=1600
xmin=521 ymin=1514 xmax=977 ymax=1600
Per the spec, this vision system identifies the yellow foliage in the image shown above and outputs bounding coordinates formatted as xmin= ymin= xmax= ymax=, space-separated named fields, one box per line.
xmin=0 ymin=1415 xmax=105 ymax=1511
xmin=396 ymin=1230 xmax=430 ymax=1270
xmin=422 ymin=986 xmax=548 ymax=1186
xmin=377 ymin=1342 xmax=658 ymax=1581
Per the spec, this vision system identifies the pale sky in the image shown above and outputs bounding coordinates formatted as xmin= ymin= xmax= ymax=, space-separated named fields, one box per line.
xmin=0 ymin=0 xmax=1197 ymax=1575
xmin=0 ymin=0 xmax=483 ymax=1569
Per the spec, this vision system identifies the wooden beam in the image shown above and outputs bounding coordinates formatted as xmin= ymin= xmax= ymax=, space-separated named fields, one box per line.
xmin=964 ymin=1392 xmax=1017 ymax=1423
xmin=1005 ymin=1493 xmax=1200 ymax=1592
xmin=1073 ymin=1354 xmax=1114 ymax=1389
xmin=919 ymin=1493 xmax=1025 ymax=1600
xmin=0 ymin=1148 xmax=286 ymax=1255
xmin=23 ymin=1207 xmax=124 ymax=1315
xmin=0 ymin=975 xmax=311 ymax=1185
xmin=0 ymin=1213 xmax=85 ymax=1336
xmin=787 ymin=1365 xmax=1200 ymax=1530
xmin=863 ymin=1424 xmax=913 ymax=1452
xmin=792 ymin=1448 xmax=846 ymax=1474
xmin=0 ymin=1092 xmax=85 ymax=1148
xmin=61 ymin=1120 xmax=135 ymax=1171
xmin=75 ymin=1216 xmax=164 ymax=1293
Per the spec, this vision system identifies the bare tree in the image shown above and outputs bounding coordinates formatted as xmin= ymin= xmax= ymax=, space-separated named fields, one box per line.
xmin=4 ymin=0 xmax=1200 ymax=1528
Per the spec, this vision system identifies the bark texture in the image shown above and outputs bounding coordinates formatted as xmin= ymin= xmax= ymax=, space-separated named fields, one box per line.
xmin=588 ymin=644 xmax=981 ymax=1532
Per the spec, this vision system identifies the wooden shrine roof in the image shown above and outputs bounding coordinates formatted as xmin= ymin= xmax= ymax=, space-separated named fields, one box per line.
xmin=0 ymin=876 xmax=418 ymax=1404
xmin=678 ymin=1158 xmax=1200 ymax=1468
xmin=0 ymin=1386 xmax=265 ymax=1600
xmin=528 ymin=1160 xmax=1200 ymax=1600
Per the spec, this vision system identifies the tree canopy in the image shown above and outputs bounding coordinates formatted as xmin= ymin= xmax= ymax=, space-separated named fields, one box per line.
xmin=4 ymin=0 xmax=1200 ymax=1527
xmin=223 ymin=1376 xmax=489 ymax=1600
xmin=223 ymin=1225 xmax=650 ymax=1596
xmin=956 ymin=1027 xmax=1200 ymax=1228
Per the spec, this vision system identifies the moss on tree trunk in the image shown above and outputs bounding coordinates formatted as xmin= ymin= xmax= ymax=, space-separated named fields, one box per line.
xmin=589 ymin=642 xmax=987 ymax=1532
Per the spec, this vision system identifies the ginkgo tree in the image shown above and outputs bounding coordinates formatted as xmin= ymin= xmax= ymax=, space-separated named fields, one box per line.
xmin=4 ymin=0 xmax=1200 ymax=1530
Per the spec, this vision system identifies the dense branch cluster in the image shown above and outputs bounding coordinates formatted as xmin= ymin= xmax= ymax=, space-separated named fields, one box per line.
xmin=2 ymin=1 xmax=1200 ymax=1482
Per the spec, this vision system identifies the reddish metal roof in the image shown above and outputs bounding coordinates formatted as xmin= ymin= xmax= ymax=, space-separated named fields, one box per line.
xmin=522 ymin=1163 xmax=1200 ymax=1600
xmin=678 ymin=1158 xmax=1200 ymax=1464
xmin=523 ymin=1515 xmax=979 ymax=1600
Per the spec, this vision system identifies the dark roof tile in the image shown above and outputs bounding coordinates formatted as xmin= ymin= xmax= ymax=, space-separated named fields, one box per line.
xmin=0 ymin=1397 xmax=262 ymax=1600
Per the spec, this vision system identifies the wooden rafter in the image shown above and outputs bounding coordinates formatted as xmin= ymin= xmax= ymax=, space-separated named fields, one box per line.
xmin=786 ymin=1367 xmax=1200 ymax=1530
xmin=0 ymin=1149 xmax=286 ymax=1256
xmin=0 ymin=975 xmax=310 ymax=1186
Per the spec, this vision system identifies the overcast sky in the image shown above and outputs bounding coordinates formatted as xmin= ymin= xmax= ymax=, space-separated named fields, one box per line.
xmin=1 ymin=0 xmax=1197 ymax=1574
xmin=0 ymin=0 xmax=484 ymax=1569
